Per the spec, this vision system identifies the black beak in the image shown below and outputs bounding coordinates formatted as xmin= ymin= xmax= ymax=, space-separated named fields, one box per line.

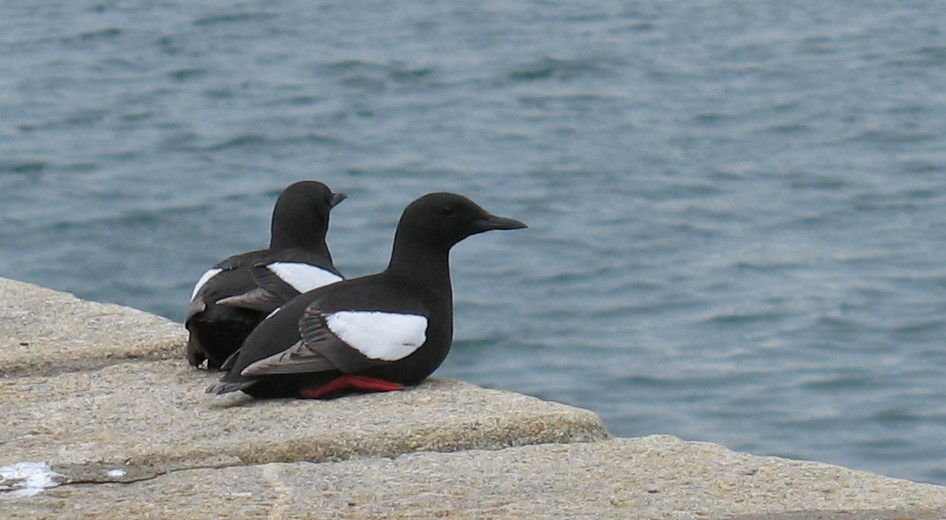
xmin=330 ymin=192 xmax=348 ymax=207
xmin=474 ymin=213 xmax=528 ymax=232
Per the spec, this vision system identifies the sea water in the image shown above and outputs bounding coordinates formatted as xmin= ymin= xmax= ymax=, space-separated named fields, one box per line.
xmin=2 ymin=0 xmax=946 ymax=483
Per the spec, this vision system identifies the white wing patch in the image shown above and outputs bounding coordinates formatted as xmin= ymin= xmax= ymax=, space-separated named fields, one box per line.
xmin=267 ymin=262 xmax=342 ymax=293
xmin=190 ymin=268 xmax=222 ymax=301
xmin=326 ymin=311 xmax=427 ymax=361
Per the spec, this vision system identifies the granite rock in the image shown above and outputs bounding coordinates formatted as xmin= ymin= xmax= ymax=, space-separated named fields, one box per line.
xmin=4 ymin=276 xmax=946 ymax=519
xmin=0 ymin=278 xmax=185 ymax=377
xmin=5 ymin=436 xmax=946 ymax=519
xmin=0 ymin=360 xmax=609 ymax=488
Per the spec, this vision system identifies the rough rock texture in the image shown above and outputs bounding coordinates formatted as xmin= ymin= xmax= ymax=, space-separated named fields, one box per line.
xmin=5 ymin=436 xmax=946 ymax=519
xmin=0 ymin=360 xmax=609 ymax=484
xmin=0 ymin=278 xmax=185 ymax=377
xmin=3 ymin=277 xmax=946 ymax=519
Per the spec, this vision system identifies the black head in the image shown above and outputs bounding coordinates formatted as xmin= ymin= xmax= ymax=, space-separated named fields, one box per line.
xmin=269 ymin=181 xmax=346 ymax=250
xmin=394 ymin=192 xmax=527 ymax=250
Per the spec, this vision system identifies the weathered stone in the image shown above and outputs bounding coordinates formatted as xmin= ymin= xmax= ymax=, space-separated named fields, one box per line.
xmin=0 ymin=278 xmax=185 ymax=377
xmin=5 ymin=277 xmax=946 ymax=519
xmin=5 ymin=436 xmax=946 ymax=519
xmin=0 ymin=359 xmax=609 ymax=489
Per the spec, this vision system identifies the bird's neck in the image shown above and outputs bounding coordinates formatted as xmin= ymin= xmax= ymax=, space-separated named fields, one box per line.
xmin=386 ymin=236 xmax=453 ymax=294
xmin=269 ymin=218 xmax=331 ymax=257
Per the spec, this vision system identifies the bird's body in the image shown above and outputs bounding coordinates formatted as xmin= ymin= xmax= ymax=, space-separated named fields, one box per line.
xmin=186 ymin=181 xmax=346 ymax=370
xmin=208 ymin=192 xmax=526 ymax=398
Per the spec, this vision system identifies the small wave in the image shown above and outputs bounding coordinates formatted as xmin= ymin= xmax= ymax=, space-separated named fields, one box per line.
xmin=119 ymin=111 xmax=153 ymax=122
xmin=732 ymin=259 xmax=803 ymax=272
xmin=193 ymin=11 xmax=274 ymax=26
xmin=265 ymin=94 xmax=322 ymax=107
xmin=279 ymin=133 xmax=341 ymax=145
xmin=891 ymin=320 xmax=944 ymax=337
xmin=786 ymin=174 xmax=849 ymax=191
xmin=389 ymin=66 xmax=436 ymax=83
xmin=849 ymin=196 xmax=922 ymax=213
xmin=835 ymin=253 xmax=895 ymax=268
xmin=615 ymin=21 xmax=656 ymax=33
xmin=663 ymin=221 xmax=722 ymax=238
xmin=891 ymin=45 xmax=946 ymax=67
xmin=199 ymin=132 xmax=341 ymax=152
xmin=693 ymin=112 xmax=732 ymax=124
xmin=61 ymin=27 xmax=122 ymax=44
xmin=0 ymin=160 xmax=46 ymax=175
xmin=168 ymin=68 xmax=205 ymax=81
xmin=618 ymin=369 xmax=765 ymax=390
xmin=871 ymin=408 xmax=924 ymax=425
xmin=846 ymin=128 xmax=936 ymax=146
xmin=619 ymin=374 xmax=681 ymax=388
xmin=319 ymin=60 xmax=440 ymax=92
xmin=63 ymin=109 xmax=107 ymax=127
xmin=321 ymin=59 xmax=384 ymax=73
xmin=900 ymin=159 xmax=946 ymax=175
xmin=506 ymin=56 xmax=615 ymax=83
xmin=765 ymin=122 xmax=812 ymax=134
xmin=203 ymin=134 xmax=268 ymax=151
xmin=812 ymin=315 xmax=871 ymax=335
xmin=156 ymin=35 xmax=181 ymax=56
xmin=44 ymin=203 xmax=213 ymax=231
xmin=800 ymin=374 xmax=875 ymax=390
xmin=856 ymin=437 xmax=914 ymax=450
xmin=774 ymin=409 xmax=853 ymax=429
xmin=702 ymin=309 xmax=789 ymax=325
xmin=0 ymin=160 xmax=97 ymax=178
xmin=452 ymin=336 xmax=506 ymax=350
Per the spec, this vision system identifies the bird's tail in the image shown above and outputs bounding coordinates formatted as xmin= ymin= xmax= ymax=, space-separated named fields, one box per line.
xmin=206 ymin=380 xmax=254 ymax=395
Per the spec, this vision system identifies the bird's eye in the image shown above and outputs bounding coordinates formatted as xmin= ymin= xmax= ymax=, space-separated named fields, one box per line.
xmin=441 ymin=205 xmax=454 ymax=216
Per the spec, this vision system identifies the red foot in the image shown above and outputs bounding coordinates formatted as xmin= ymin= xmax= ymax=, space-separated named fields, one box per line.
xmin=299 ymin=375 xmax=404 ymax=399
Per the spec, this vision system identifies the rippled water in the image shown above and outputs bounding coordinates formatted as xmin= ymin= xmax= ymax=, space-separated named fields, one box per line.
xmin=3 ymin=0 xmax=946 ymax=483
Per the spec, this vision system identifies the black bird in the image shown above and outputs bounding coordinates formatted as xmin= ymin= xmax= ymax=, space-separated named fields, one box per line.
xmin=186 ymin=181 xmax=346 ymax=370
xmin=207 ymin=192 xmax=526 ymax=398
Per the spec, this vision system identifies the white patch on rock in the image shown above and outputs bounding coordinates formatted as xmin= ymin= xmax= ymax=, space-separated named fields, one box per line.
xmin=326 ymin=311 xmax=427 ymax=361
xmin=0 ymin=462 xmax=60 ymax=499
xmin=106 ymin=469 xmax=126 ymax=478
xmin=267 ymin=262 xmax=342 ymax=293
xmin=191 ymin=268 xmax=223 ymax=300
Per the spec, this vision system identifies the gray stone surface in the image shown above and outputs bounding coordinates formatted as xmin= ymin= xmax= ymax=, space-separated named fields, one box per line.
xmin=0 ymin=278 xmax=186 ymax=377
xmin=5 ymin=276 xmax=946 ymax=519
xmin=1 ymin=359 xmax=609 ymax=486
xmin=5 ymin=436 xmax=946 ymax=519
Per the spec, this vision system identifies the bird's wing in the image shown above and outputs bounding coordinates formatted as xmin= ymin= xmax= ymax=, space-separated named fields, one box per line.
xmin=254 ymin=261 xmax=343 ymax=295
xmin=189 ymin=268 xmax=223 ymax=302
xmin=240 ymin=303 xmax=427 ymax=377
xmin=184 ymin=299 xmax=207 ymax=322
xmin=215 ymin=261 xmax=343 ymax=312
xmin=214 ymin=287 xmax=284 ymax=312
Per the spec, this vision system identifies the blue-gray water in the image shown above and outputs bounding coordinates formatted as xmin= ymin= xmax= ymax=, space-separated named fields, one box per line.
xmin=3 ymin=0 xmax=946 ymax=483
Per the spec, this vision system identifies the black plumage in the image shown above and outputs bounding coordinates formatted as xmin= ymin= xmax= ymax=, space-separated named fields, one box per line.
xmin=186 ymin=181 xmax=346 ymax=370
xmin=207 ymin=192 xmax=526 ymax=398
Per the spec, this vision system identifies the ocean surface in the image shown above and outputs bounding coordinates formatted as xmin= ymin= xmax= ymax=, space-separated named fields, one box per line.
xmin=3 ymin=0 xmax=946 ymax=484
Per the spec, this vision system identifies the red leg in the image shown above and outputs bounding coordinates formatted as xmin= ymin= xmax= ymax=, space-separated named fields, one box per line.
xmin=299 ymin=375 xmax=404 ymax=399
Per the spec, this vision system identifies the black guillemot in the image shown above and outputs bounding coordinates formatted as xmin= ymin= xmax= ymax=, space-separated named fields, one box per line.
xmin=207 ymin=192 xmax=526 ymax=398
xmin=186 ymin=180 xmax=346 ymax=370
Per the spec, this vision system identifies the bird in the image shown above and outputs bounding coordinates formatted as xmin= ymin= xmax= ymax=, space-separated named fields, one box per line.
xmin=186 ymin=180 xmax=346 ymax=370
xmin=207 ymin=192 xmax=527 ymax=398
